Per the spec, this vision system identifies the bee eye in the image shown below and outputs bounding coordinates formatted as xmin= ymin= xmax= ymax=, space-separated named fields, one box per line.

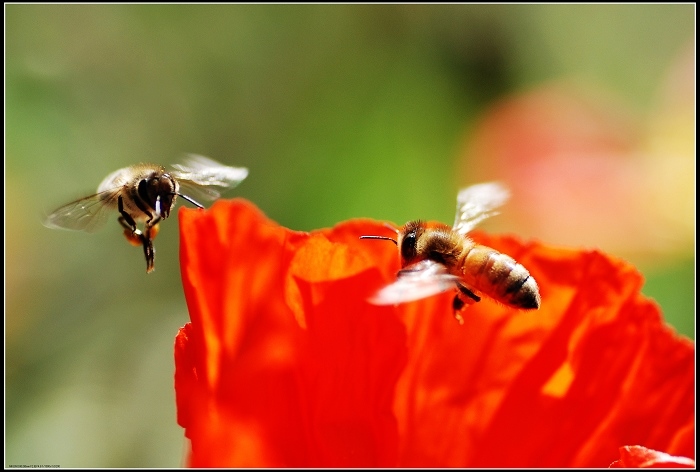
xmin=137 ymin=178 xmax=149 ymax=194
xmin=401 ymin=231 xmax=418 ymax=261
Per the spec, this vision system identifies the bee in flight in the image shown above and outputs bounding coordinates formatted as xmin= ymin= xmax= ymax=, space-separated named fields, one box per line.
xmin=360 ymin=182 xmax=540 ymax=324
xmin=44 ymin=154 xmax=248 ymax=273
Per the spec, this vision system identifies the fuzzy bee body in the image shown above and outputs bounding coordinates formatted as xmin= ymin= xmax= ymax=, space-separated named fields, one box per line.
xmin=44 ymin=154 xmax=248 ymax=273
xmin=361 ymin=182 xmax=540 ymax=323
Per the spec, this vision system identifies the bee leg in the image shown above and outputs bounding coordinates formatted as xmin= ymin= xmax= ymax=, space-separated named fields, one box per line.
xmin=141 ymin=232 xmax=155 ymax=274
xmin=118 ymin=198 xmax=144 ymax=247
xmin=451 ymin=283 xmax=481 ymax=325
xmin=117 ymin=195 xmax=153 ymax=271
xmin=144 ymin=213 xmax=161 ymax=233
xmin=452 ymin=295 xmax=466 ymax=325
xmin=139 ymin=223 xmax=162 ymax=274
xmin=117 ymin=214 xmax=150 ymax=270
xmin=118 ymin=195 xmax=137 ymax=231
xmin=119 ymin=221 xmax=145 ymax=247
xmin=457 ymin=283 xmax=481 ymax=303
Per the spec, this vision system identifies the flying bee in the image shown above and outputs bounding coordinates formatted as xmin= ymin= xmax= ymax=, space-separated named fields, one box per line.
xmin=43 ymin=154 xmax=248 ymax=273
xmin=360 ymin=182 xmax=540 ymax=324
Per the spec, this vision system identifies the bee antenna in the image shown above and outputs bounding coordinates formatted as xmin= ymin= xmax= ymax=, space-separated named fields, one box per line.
xmin=173 ymin=192 xmax=204 ymax=209
xmin=359 ymin=235 xmax=398 ymax=245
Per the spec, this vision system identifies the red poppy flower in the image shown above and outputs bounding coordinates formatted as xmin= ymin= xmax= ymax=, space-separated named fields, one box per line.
xmin=175 ymin=198 xmax=694 ymax=468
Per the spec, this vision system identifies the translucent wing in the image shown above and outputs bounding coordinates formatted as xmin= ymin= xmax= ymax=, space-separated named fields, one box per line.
xmin=368 ymin=259 xmax=461 ymax=305
xmin=43 ymin=189 xmax=121 ymax=233
xmin=453 ymin=182 xmax=510 ymax=236
xmin=171 ymin=154 xmax=248 ymax=202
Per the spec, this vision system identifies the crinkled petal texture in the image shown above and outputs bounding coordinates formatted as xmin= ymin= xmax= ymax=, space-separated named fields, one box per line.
xmin=610 ymin=445 xmax=696 ymax=468
xmin=175 ymin=199 xmax=694 ymax=468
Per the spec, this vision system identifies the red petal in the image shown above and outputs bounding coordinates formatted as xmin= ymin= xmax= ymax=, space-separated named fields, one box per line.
xmin=610 ymin=445 xmax=695 ymax=468
xmin=176 ymin=199 xmax=407 ymax=467
xmin=174 ymin=323 xmax=198 ymax=433
xmin=392 ymin=231 xmax=695 ymax=467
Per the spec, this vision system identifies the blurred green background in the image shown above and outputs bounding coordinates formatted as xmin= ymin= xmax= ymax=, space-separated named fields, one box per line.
xmin=5 ymin=4 xmax=695 ymax=468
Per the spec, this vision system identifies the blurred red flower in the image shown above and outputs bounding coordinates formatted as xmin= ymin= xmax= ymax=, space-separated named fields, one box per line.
xmin=175 ymin=198 xmax=694 ymax=468
xmin=458 ymin=41 xmax=694 ymax=267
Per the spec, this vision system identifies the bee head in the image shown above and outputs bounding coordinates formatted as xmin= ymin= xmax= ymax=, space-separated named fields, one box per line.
xmin=397 ymin=220 xmax=425 ymax=266
xmin=139 ymin=172 xmax=178 ymax=218
xmin=360 ymin=221 xmax=432 ymax=267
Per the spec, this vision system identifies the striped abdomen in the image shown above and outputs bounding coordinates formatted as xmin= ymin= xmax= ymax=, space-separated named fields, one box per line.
xmin=458 ymin=244 xmax=540 ymax=309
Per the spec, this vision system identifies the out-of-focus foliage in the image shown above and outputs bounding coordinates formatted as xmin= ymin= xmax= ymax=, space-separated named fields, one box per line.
xmin=5 ymin=4 xmax=694 ymax=468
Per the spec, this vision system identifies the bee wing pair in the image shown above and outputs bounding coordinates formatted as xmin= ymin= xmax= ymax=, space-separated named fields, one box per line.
xmin=367 ymin=259 xmax=462 ymax=305
xmin=43 ymin=154 xmax=248 ymax=233
xmin=368 ymin=182 xmax=510 ymax=306
xmin=170 ymin=154 xmax=249 ymax=203
xmin=43 ymin=184 xmax=121 ymax=233
xmin=452 ymin=182 xmax=510 ymax=237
